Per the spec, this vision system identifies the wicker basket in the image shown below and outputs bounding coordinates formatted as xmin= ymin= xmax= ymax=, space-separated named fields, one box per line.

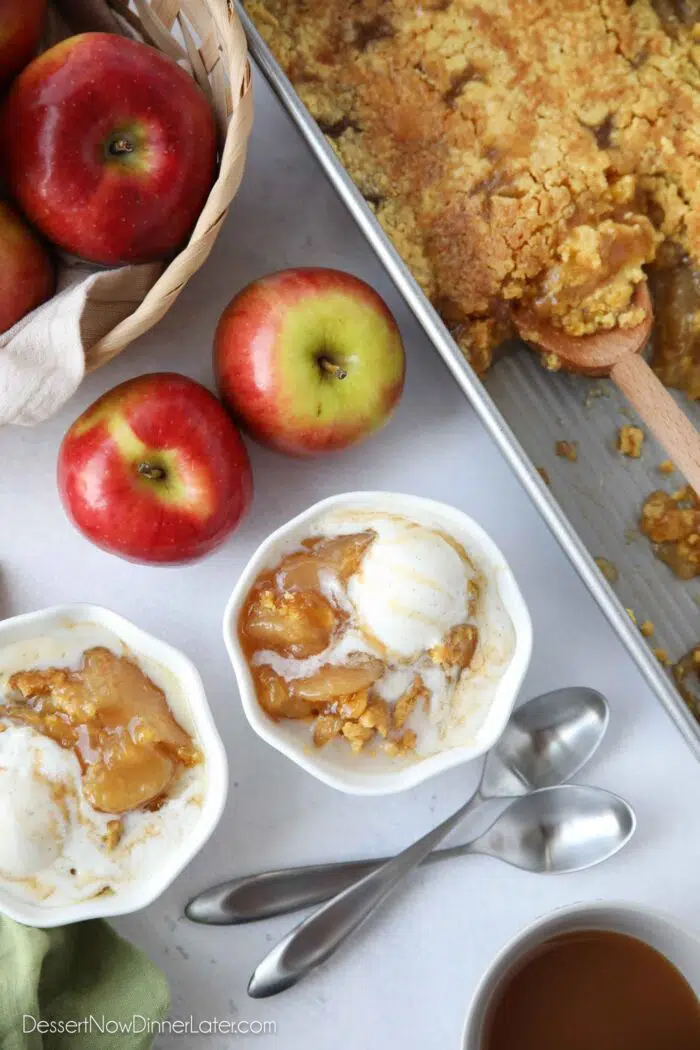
xmin=58 ymin=0 xmax=253 ymax=372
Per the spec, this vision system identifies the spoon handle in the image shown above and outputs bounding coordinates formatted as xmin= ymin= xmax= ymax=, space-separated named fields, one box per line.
xmin=611 ymin=354 xmax=700 ymax=493
xmin=187 ymin=840 xmax=479 ymax=925
xmin=247 ymin=790 xmax=482 ymax=998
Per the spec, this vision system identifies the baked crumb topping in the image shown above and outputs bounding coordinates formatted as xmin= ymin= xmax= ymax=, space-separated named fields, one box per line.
xmin=555 ymin=440 xmax=579 ymax=462
xmin=618 ymin=425 xmax=645 ymax=458
xmin=248 ymin=0 xmax=700 ymax=385
xmin=640 ymin=486 xmax=700 ymax=578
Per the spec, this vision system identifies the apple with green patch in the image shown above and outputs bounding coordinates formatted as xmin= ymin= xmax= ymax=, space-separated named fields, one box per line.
xmin=58 ymin=373 xmax=253 ymax=565
xmin=3 ymin=32 xmax=216 ymax=265
xmin=214 ymin=268 xmax=406 ymax=456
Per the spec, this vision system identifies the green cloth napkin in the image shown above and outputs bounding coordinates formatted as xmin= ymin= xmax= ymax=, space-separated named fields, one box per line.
xmin=0 ymin=916 xmax=169 ymax=1050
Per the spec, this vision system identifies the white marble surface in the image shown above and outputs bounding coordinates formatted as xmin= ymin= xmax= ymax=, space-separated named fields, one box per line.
xmin=2 ymin=69 xmax=700 ymax=1049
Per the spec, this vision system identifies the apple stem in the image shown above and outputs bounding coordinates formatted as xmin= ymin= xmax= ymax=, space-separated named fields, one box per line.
xmin=110 ymin=138 xmax=134 ymax=155
xmin=318 ymin=357 xmax=348 ymax=380
xmin=137 ymin=462 xmax=166 ymax=481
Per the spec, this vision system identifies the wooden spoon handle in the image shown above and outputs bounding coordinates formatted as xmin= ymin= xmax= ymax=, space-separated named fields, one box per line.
xmin=611 ymin=354 xmax=700 ymax=493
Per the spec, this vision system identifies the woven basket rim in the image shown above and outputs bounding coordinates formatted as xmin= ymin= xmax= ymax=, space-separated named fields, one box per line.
xmin=82 ymin=0 xmax=253 ymax=371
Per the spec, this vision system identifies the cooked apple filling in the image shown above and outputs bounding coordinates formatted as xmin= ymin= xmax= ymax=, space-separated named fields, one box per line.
xmin=4 ymin=648 xmax=201 ymax=815
xmin=247 ymin=0 xmax=700 ymax=393
xmin=238 ymin=526 xmax=483 ymax=756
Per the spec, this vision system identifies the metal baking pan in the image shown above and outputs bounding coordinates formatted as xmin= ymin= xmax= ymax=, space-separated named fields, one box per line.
xmin=236 ymin=3 xmax=700 ymax=758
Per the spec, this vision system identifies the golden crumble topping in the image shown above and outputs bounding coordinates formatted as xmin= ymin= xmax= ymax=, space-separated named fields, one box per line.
xmin=555 ymin=440 xmax=579 ymax=462
xmin=430 ymin=624 xmax=479 ymax=670
xmin=393 ymin=675 xmax=429 ymax=727
xmin=248 ymin=0 xmax=700 ymax=387
xmin=595 ymin=556 xmax=619 ymax=583
xmin=618 ymin=424 xmax=645 ymax=457
xmin=640 ymin=486 xmax=700 ymax=578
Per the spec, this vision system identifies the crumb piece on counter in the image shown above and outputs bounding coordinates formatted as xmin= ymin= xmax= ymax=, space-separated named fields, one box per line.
xmin=659 ymin=460 xmax=675 ymax=474
xmin=640 ymin=620 xmax=655 ymax=638
xmin=654 ymin=648 xmax=671 ymax=666
xmin=617 ymin=425 xmax=645 ymax=458
xmin=542 ymin=353 xmax=563 ymax=373
xmin=358 ymin=698 xmax=391 ymax=738
xmin=626 ymin=608 xmax=638 ymax=625
xmin=555 ymin=440 xmax=578 ymax=462
xmin=430 ymin=624 xmax=479 ymax=670
xmin=341 ymin=721 xmax=374 ymax=753
xmin=594 ymin=557 xmax=618 ymax=584
xmin=313 ymin=714 xmax=343 ymax=748
xmin=104 ymin=820 xmax=123 ymax=851
xmin=394 ymin=676 xmax=429 ymax=728
xmin=537 ymin=467 xmax=551 ymax=486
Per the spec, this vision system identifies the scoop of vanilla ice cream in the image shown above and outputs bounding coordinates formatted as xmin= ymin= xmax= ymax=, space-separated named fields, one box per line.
xmin=0 ymin=768 xmax=66 ymax=878
xmin=347 ymin=521 xmax=470 ymax=659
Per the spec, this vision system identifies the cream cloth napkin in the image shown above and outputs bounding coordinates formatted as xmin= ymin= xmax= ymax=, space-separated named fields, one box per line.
xmin=1 ymin=262 xmax=161 ymax=427
xmin=1 ymin=0 xmax=163 ymax=428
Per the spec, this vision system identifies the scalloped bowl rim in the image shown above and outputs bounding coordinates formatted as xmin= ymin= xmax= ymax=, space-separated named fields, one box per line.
xmin=0 ymin=603 xmax=228 ymax=928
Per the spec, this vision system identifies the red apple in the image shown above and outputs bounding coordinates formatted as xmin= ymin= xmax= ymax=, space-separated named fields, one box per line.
xmin=0 ymin=200 xmax=54 ymax=333
xmin=213 ymin=268 xmax=406 ymax=456
xmin=0 ymin=0 xmax=46 ymax=88
xmin=58 ymin=373 xmax=253 ymax=564
xmin=3 ymin=33 xmax=217 ymax=265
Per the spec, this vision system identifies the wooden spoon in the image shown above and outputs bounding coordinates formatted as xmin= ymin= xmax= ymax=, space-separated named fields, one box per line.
xmin=513 ymin=282 xmax=700 ymax=493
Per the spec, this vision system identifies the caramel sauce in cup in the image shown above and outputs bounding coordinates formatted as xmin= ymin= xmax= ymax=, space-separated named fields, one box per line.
xmin=483 ymin=929 xmax=700 ymax=1050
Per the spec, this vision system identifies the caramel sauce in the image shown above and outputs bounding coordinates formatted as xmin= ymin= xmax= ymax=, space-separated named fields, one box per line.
xmin=650 ymin=244 xmax=700 ymax=400
xmin=5 ymin=647 xmax=201 ymax=815
xmin=484 ymin=930 xmax=700 ymax=1050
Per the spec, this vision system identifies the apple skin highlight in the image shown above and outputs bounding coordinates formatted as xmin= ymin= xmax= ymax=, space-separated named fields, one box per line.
xmin=214 ymin=268 xmax=406 ymax=457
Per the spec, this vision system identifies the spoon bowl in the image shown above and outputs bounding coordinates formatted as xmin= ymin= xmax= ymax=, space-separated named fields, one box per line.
xmin=480 ymin=687 xmax=609 ymax=799
xmin=472 ymin=784 xmax=636 ymax=874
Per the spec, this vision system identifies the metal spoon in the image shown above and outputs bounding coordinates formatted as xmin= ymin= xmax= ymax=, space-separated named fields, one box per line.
xmin=186 ymin=687 xmax=609 ymax=925
xmin=248 ymin=784 xmax=635 ymax=998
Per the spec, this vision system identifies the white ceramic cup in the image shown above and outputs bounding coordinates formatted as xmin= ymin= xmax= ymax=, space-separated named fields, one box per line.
xmin=462 ymin=901 xmax=700 ymax=1049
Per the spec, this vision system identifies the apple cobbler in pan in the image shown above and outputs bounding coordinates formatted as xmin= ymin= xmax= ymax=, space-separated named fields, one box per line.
xmin=247 ymin=0 xmax=700 ymax=396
